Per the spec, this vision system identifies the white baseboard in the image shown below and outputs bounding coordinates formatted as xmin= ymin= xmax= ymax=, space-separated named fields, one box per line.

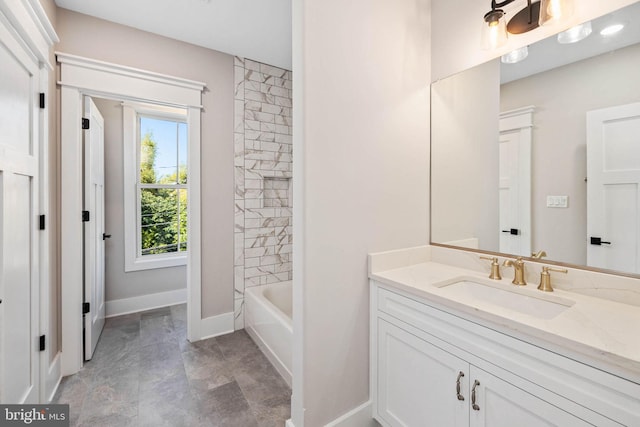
xmin=285 ymin=402 xmax=376 ymax=427
xmin=105 ymin=288 xmax=187 ymax=317
xmin=325 ymin=401 xmax=378 ymax=427
xmin=199 ymin=312 xmax=234 ymax=340
xmin=44 ymin=352 xmax=62 ymax=403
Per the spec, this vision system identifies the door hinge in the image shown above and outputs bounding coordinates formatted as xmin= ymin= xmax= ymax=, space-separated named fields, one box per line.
xmin=39 ymin=93 xmax=45 ymax=109
xmin=82 ymin=118 xmax=90 ymax=129
xmin=82 ymin=211 xmax=90 ymax=222
xmin=39 ymin=335 xmax=45 ymax=352
xmin=83 ymin=302 xmax=90 ymax=314
xmin=39 ymin=215 xmax=46 ymax=230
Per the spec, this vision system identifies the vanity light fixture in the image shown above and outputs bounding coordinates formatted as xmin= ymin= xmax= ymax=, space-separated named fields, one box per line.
xmin=501 ymin=46 xmax=529 ymax=63
xmin=557 ymin=21 xmax=592 ymax=44
xmin=600 ymin=23 xmax=625 ymax=37
xmin=482 ymin=7 xmax=508 ymax=50
xmin=482 ymin=0 xmax=574 ymax=50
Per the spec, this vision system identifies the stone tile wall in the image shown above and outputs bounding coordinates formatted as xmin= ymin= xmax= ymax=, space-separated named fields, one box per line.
xmin=234 ymin=57 xmax=293 ymax=329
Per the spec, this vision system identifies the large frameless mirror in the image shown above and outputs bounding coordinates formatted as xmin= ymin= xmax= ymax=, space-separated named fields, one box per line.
xmin=431 ymin=1 xmax=640 ymax=275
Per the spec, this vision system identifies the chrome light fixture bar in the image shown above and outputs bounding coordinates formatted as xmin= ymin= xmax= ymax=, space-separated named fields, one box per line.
xmin=482 ymin=0 xmax=574 ymax=50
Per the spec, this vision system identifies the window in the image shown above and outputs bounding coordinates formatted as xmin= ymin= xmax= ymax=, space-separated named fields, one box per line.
xmin=123 ymin=104 xmax=189 ymax=271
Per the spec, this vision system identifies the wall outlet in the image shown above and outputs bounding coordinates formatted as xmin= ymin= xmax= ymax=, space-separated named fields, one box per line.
xmin=546 ymin=195 xmax=568 ymax=208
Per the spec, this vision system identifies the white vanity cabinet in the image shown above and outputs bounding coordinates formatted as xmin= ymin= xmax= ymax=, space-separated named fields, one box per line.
xmin=377 ymin=319 xmax=591 ymax=427
xmin=377 ymin=319 xmax=468 ymax=427
xmin=371 ymin=283 xmax=639 ymax=427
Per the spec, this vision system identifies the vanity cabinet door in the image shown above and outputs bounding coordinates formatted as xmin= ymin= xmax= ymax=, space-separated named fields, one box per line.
xmin=468 ymin=366 xmax=592 ymax=427
xmin=377 ymin=319 xmax=469 ymax=427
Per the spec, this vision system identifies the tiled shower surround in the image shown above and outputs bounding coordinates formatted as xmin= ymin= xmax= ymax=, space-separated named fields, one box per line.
xmin=234 ymin=57 xmax=293 ymax=329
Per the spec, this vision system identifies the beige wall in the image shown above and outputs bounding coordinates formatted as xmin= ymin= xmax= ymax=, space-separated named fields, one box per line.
xmin=501 ymin=42 xmax=640 ymax=265
xmin=431 ymin=59 xmax=500 ymax=250
xmin=92 ymin=98 xmax=187 ymax=302
xmin=431 ymin=0 xmax=638 ymax=81
xmin=55 ymin=9 xmax=235 ymax=318
xmin=294 ymin=0 xmax=431 ymax=425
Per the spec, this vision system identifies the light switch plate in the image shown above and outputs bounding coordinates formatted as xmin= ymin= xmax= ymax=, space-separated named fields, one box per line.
xmin=546 ymin=195 xmax=568 ymax=208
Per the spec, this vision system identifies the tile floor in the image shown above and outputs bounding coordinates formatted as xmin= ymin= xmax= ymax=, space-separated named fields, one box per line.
xmin=53 ymin=304 xmax=291 ymax=427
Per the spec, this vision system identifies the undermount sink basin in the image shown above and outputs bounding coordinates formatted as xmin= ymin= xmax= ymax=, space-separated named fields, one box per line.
xmin=435 ymin=279 xmax=575 ymax=320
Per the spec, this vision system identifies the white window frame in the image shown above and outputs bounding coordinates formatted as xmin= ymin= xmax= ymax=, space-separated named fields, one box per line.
xmin=123 ymin=102 xmax=189 ymax=272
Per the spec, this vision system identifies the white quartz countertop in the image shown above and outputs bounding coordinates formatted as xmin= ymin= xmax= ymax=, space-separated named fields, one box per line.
xmin=370 ymin=260 xmax=640 ymax=385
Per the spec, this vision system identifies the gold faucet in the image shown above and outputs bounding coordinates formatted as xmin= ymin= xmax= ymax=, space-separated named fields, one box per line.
xmin=538 ymin=266 xmax=568 ymax=292
xmin=503 ymin=257 xmax=527 ymax=286
xmin=531 ymin=250 xmax=547 ymax=259
xmin=479 ymin=256 xmax=502 ymax=280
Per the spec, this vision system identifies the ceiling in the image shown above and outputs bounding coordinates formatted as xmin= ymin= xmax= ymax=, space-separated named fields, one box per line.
xmin=501 ymin=1 xmax=640 ymax=83
xmin=54 ymin=0 xmax=292 ymax=70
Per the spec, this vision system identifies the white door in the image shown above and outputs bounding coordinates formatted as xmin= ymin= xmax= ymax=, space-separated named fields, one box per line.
xmin=83 ymin=97 xmax=106 ymax=360
xmin=499 ymin=110 xmax=532 ymax=257
xmin=587 ymin=103 xmax=640 ymax=273
xmin=0 ymin=25 xmax=41 ymax=403
xmin=377 ymin=319 xmax=469 ymax=427
xmin=469 ymin=366 xmax=591 ymax=427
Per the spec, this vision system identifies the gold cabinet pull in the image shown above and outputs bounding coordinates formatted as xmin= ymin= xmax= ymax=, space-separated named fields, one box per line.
xmin=456 ymin=371 xmax=465 ymax=401
xmin=471 ymin=380 xmax=481 ymax=411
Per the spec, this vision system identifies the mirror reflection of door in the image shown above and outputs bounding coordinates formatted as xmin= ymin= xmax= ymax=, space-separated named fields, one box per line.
xmin=499 ymin=108 xmax=533 ymax=257
xmin=587 ymin=102 xmax=640 ymax=273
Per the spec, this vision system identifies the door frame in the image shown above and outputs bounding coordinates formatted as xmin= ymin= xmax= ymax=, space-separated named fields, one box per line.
xmin=58 ymin=53 xmax=206 ymax=375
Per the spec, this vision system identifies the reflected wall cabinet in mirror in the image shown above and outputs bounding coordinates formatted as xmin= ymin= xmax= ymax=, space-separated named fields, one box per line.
xmin=431 ymin=0 xmax=640 ymax=276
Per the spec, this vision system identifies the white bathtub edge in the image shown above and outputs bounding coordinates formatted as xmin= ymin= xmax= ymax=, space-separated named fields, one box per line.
xmin=246 ymin=324 xmax=292 ymax=387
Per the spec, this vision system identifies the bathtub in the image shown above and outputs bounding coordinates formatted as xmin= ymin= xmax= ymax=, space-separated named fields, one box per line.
xmin=245 ymin=281 xmax=292 ymax=386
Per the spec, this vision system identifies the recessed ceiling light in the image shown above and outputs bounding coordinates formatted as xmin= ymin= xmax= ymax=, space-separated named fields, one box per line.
xmin=501 ymin=46 xmax=529 ymax=64
xmin=600 ymin=24 xmax=625 ymax=36
xmin=557 ymin=21 xmax=592 ymax=44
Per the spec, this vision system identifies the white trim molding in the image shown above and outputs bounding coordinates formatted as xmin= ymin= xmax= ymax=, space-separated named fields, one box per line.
xmin=499 ymin=105 xmax=535 ymax=131
xmin=199 ymin=312 xmax=234 ymax=340
xmin=0 ymin=0 xmax=58 ymax=69
xmin=56 ymin=53 xmax=205 ymax=108
xmin=324 ymin=401 xmax=376 ymax=427
xmin=105 ymin=288 xmax=187 ymax=318
xmin=44 ymin=353 xmax=61 ymax=403
xmin=58 ymin=53 xmax=205 ymax=376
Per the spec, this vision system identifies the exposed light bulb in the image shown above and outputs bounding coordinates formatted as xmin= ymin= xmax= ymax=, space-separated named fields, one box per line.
xmin=539 ymin=0 xmax=574 ymax=26
xmin=547 ymin=0 xmax=563 ymax=19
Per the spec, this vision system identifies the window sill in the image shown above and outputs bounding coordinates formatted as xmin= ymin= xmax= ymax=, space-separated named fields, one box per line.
xmin=125 ymin=254 xmax=187 ymax=272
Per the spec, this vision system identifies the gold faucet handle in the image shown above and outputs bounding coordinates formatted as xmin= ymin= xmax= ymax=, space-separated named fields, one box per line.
xmin=479 ymin=256 xmax=502 ymax=280
xmin=532 ymin=250 xmax=547 ymax=259
xmin=538 ymin=266 xmax=568 ymax=292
